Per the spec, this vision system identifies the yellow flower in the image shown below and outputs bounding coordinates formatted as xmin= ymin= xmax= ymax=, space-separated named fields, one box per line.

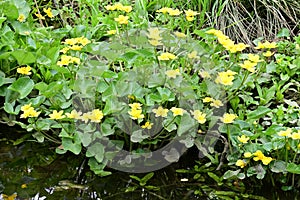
xmin=147 ymin=27 xmax=163 ymax=40
xmin=168 ymin=9 xmax=182 ymax=16
xmin=121 ymin=6 xmax=132 ymax=13
xmin=81 ymin=112 xmax=91 ymax=123
xmin=184 ymin=9 xmax=199 ymax=17
xmin=152 ymin=106 xmax=168 ymax=117
xmin=128 ymin=109 xmax=144 ymax=120
xmin=158 ymin=52 xmax=177 ymax=60
xmin=235 ymin=159 xmax=247 ymax=168
xmin=20 ymin=103 xmax=40 ymax=118
xmin=255 ymin=41 xmax=277 ymax=49
xmin=187 ymin=51 xmax=199 ymax=59
xmin=247 ymin=54 xmax=262 ymax=63
xmin=17 ymin=66 xmax=32 ymax=75
xmin=278 ymin=128 xmax=292 ymax=137
xmin=60 ymin=47 xmax=70 ymax=54
xmin=69 ymin=45 xmax=82 ymax=51
xmin=184 ymin=9 xmax=198 ymax=21
xmin=66 ymin=110 xmax=82 ymax=119
xmin=199 ymin=71 xmax=210 ymax=78
xmin=2 ymin=193 xmax=17 ymax=200
xmin=89 ymin=109 xmax=104 ymax=123
xmin=229 ymin=43 xmax=249 ymax=53
xmin=221 ymin=113 xmax=237 ymax=124
xmin=107 ymin=30 xmax=117 ymax=35
xmin=239 ymin=60 xmax=257 ymax=73
xmin=174 ymin=31 xmax=186 ymax=38
xmin=63 ymin=38 xmax=78 ymax=46
xmin=253 ymin=150 xmax=265 ymax=161
xmin=215 ymin=70 xmax=237 ymax=85
xmin=261 ymin=156 xmax=273 ymax=165
xmin=156 ymin=7 xmax=172 ymax=14
xmin=49 ymin=110 xmax=64 ymax=119
xmin=165 ymin=69 xmax=180 ymax=78
xmin=71 ymin=57 xmax=80 ymax=64
xmin=263 ymin=51 xmax=274 ymax=57
xmin=244 ymin=152 xmax=252 ymax=158
xmin=203 ymin=97 xmax=213 ymax=103
xmin=170 ymin=107 xmax=185 ymax=116
xmin=105 ymin=5 xmax=117 ymax=11
xmin=34 ymin=13 xmax=45 ymax=20
xmin=148 ymin=39 xmax=163 ymax=46
xmin=129 ymin=103 xmax=142 ymax=110
xmin=191 ymin=110 xmax=206 ymax=124
xmin=291 ymin=130 xmax=300 ymax=140
xmin=210 ymin=99 xmax=224 ymax=108
xmin=114 ymin=15 xmax=129 ymax=25
xmin=141 ymin=121 xmax=153 ymax=129
xmin=21 ymin=183 xmax=27 ymax=188
xmin=75 ymin=36 xmax=90 ymax=46
xmin=237 ymin=135 xmax=250 ymax=143
xmin=17 ymin=14 xmax=26 ymax=22
xmin=43 ymin=8 xmax=54 ymax=18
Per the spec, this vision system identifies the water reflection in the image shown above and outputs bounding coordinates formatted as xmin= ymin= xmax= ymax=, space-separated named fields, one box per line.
xmin=0 ymin=124 xmax=299 ymax=200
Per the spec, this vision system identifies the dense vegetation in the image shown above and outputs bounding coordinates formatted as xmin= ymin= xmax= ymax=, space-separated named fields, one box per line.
xmin=0 ymin=0 xmax=299 ymax=199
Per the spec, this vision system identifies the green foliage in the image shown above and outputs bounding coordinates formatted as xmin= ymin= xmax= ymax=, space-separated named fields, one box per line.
xmin=0 ymin=0 xmax=299 ymax=196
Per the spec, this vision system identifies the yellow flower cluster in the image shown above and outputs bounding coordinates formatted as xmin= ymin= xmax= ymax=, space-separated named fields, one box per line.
xmin=174 ymin=31 xmax=186 ymax=38
xmin=57 ymin=55 xmax=80 ymax=66
xmin=147 ymin=27 xmax=163 ymax=46
xmin=255 ymin=41 xmax=277 ymax=49
xmin=165 ymin=69 xmax=180 ymax=78
xmin=156 ymin=7 xmax=182 ymax=16
xmin=198 ymin=71 xmax=211 ymax=78
xmin=158 ymin=52 xmax=177 ymax=61
xmin=239 ymin=54 xmax=262 ymax=73
xmin=252 ymin=150 xmax=273 ymax=165
xmin=17 ymin=66 xmax=32 ymax=75
xmin=278 ymin=128 xmax=300 ymax=140
xmin=187 ymin=51 xmax=200 ymax=59
xmin=191 ymin=110 xmax=206 ymax=124
xmin=215 ymin=70 xmax=237 ymax=86
xmin=203 ymin=97 xmax=224 ymax=108
xmin=206 ymin=29 xmax=249 ymax=53
xmin=34 ymin=8 xmax=54 ymax=20
xmin=20 ymin=103 xmax=40 ymax=118
xmin=114 ymin=15 xmax=129 ymax=25
xmin=107 ymin=30 xmax=117 ymax=35
xmin=105 ymin=2 xmax=132 ymax=13
xmin=220 ymin=113 xmax=237 ymax=124
xmin=128 ymin=103 xmax=144 ymax=120
xmin=152 ymin=106 xmax=168 ymax=117
xmin=49 ymin=109 xmax=104 ymax=123
xmin=156 ymin=7 xmax=198 ymax=21
xmin=60 ymin=36 xmax=91 ymax=54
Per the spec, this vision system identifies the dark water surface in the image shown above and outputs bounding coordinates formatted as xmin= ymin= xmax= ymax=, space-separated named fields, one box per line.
xmin=0 ymin=124 xmax=299 ymax=200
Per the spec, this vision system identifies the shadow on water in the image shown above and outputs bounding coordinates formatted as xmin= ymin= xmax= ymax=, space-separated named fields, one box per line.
xmin=0 ymin=124 xmax=299 ymax=200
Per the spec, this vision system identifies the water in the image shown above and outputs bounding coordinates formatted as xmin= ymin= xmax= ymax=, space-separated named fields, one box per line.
xmin=0 ymin=124 xmax=299 ymax=200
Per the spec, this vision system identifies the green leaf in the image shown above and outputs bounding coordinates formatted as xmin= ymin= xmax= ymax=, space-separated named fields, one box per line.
xmin=12 ymin=50 xmax=36 ymax=65
xmin=62 ymin=135 xmax=82 ymax=155
xmin=247 ymin=106 xmax=271 ymax=120
xmin=277 ymin=28 xmax=290 ymax=38
xmin=223 ymin=169 xmax=240 ymax=179
xmin=86 ymin=142 xmax=105 ymax=163
xmin=286 ymin=163 xmax=300 ymax=174
xmin=8 ymin=77 xmax=34 ymax=99
xmin=131 ymin=130 xmax=149 ymax=143
xmin=140 ymin=172 xmax=154 ymax=186
xmin=177 ymin=113 xmax=197 ymax=136
xmin=270 ymin=160 xmax=287 ymax=173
